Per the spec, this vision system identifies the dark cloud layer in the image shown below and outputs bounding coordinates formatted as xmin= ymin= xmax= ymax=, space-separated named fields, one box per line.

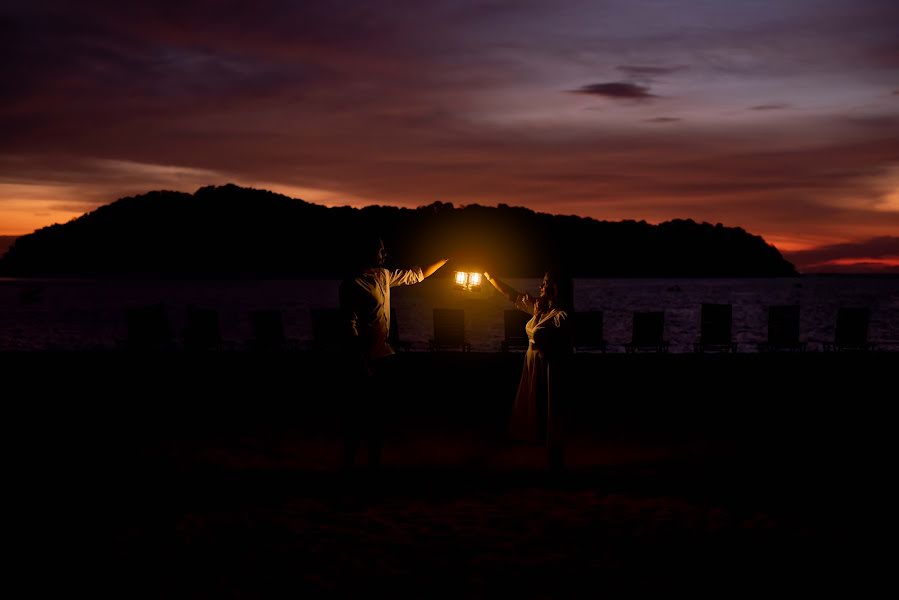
xmin=616 ymin=65 xmax=685 ymax=78
xmin=570 ymin=82 xmax=657 ymax=100
xmin=750 ymin=104 xmax=790 ymax=111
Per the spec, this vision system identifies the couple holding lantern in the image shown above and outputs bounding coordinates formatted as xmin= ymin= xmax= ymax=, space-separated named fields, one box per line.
xmin=339 ymin=235 xmax=572 ymax=473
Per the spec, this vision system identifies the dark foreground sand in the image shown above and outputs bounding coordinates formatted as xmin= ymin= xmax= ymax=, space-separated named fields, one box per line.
xmin=7 ymin=351 xmax=893 ymax=597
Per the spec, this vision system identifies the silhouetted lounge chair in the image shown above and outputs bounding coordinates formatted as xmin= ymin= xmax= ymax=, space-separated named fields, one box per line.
xmin=625 ymin=311 xmax=669 ymax=353
xmin=388 ymin=307 xmax=412 ymax=352
xmin=501 ymin=309 xmax=531 ymax=352
xmin=183 ymin=305 xmax=224 ymax=352
xmin=824 ymin=307 xmax=873 ymax=352
xmin=121 ymin=304 xmax=174 ymax=351
xmin=428 ymin=308 xmax=470 ymax=351
xmin=310 ymin=308 xmax=344 ymax=353
xmin=248 ymin=309 xmax=291 ymax=351
xmin=694 ymin=303 xmax=736 ymax=353
xmin=571 ymin=310 xmax=607 ymax=353
xmin=758 ymin=304 xmax=805 ymax=352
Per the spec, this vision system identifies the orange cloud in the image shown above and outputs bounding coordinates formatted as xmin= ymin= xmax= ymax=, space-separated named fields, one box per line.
xmin=819 ymin=256 xmax=899 ymax=267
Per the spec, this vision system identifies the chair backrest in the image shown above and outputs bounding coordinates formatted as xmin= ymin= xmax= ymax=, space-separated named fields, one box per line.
xmin=700 ymin=303 xmax=732 ymax=345
xmin=767 ymin=304 xmax=800 ymax=346
xmin=184 ymin=306 xmax=222 ymax=351
xmin=572 ymin=310 xmax=604 ymax=349
xmin=433 ymin=308 xmax=466 ymax=348
xmin=125 ymin=304 xmax=172 ymax=350
xmin=250 ymin=309 xmax=286 ymax=350
xmin=835 ymin=307 xmax=869 ymax=347
xmin=503 ymin=309 xmax=531 ymax=349
xmin=632 ymin=311 xmax=665 ymax=346
xmin=310 ymin=308 xmax=343 ymax=352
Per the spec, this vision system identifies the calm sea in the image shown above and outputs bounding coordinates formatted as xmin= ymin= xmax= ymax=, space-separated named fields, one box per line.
xmin=1 ymin=276 xmax=897 ymax=352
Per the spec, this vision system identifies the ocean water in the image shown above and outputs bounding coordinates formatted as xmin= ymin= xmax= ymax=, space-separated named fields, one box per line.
xmin=1 ymin=276 xmax=897 ymax=352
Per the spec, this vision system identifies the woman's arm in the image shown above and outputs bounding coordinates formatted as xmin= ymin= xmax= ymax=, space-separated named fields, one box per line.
xmin=484 ymin=272 xmax=521 ymax=304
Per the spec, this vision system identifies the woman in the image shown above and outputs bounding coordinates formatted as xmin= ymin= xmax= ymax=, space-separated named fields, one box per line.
xmin=484 ymin=270 xmax=573 ymax=470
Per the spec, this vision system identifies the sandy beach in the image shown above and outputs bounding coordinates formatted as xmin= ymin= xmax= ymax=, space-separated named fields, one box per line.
xmin=8 ymin=350 xmax=891 ymax=596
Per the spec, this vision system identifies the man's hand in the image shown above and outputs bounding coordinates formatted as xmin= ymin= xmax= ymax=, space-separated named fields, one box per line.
xmin=422 ymin=258 xmax=449 ymax=279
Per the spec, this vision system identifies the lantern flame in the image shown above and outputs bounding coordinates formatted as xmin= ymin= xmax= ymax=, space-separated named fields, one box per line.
xmin=454 ymin=271 xmax=482 ymax=291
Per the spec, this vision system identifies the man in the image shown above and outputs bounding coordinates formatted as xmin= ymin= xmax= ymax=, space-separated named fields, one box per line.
xmin=339 ymin=234 xmax=448 ymax=471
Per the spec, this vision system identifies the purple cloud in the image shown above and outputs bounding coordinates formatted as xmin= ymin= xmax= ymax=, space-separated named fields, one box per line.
xmin=570 ymin=82 xmax=657 ymax=100
xmin=749 ymin=103 xmax=791 ymax=110
xmin=616 ymin=65 xmax=685 ymax=78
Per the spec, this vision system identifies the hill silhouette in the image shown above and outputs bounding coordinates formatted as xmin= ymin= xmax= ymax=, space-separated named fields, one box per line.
xmin=0 ymin=184 xmax=796 ymax=277
xmin=0 ymin=236 xmax=16 ymax=258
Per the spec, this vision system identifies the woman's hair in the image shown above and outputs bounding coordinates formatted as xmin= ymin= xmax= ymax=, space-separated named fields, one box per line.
xmin=545 ymin=269 xmax=574 ymax=313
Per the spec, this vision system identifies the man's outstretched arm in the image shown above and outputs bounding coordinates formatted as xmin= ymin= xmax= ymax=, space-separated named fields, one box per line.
xmin=421 ymin=258 xmax=449 ymax=279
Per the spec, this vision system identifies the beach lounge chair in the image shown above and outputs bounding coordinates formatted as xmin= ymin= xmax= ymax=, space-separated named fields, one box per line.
xmin=694 ymin=303 xmax=736 ymax=353
xmin=824 ymin=307 xmax=873 ymax=352
xmin=758 ymin=304 xmax=805 ymax=352
xmin=428 ymin=308 xmax=470 ymax=351
xmin=388 ymin=307 xmax=412 ymax=352
xmin=625 ymin=311 xmax=669 ymax=353
xmin=571 ymin=310 xmax=607 ymax=353
xmin=121 ymin=304 xmax=174 ymax=351
xmin=183 ymin=305 xmax=224 ymax=352
xmin=310 ymin=308 xmax=344 ymax=353
xmin=501 ymin=309 xmax=531 ymax=352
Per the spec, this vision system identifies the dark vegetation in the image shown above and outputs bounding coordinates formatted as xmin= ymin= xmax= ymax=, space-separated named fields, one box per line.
xmin=0 ymin=184 xmax=796 ymax=277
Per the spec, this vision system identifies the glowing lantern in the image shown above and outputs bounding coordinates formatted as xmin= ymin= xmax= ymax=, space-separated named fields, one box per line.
xmin=453 ymin=271 xmax=482 ymax=292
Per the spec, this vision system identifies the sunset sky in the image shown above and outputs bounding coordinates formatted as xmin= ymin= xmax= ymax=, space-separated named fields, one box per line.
xmin=1 ymin=0 xmax=897 ymax=271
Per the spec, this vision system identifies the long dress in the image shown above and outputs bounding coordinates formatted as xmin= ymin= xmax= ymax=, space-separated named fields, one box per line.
xmin=508 ymin=295 xmax=570 ymax=446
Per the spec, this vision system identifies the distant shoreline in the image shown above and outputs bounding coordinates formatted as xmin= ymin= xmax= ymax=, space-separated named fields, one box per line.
xmin=5 ymin=272 xmax=899 ymax=281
